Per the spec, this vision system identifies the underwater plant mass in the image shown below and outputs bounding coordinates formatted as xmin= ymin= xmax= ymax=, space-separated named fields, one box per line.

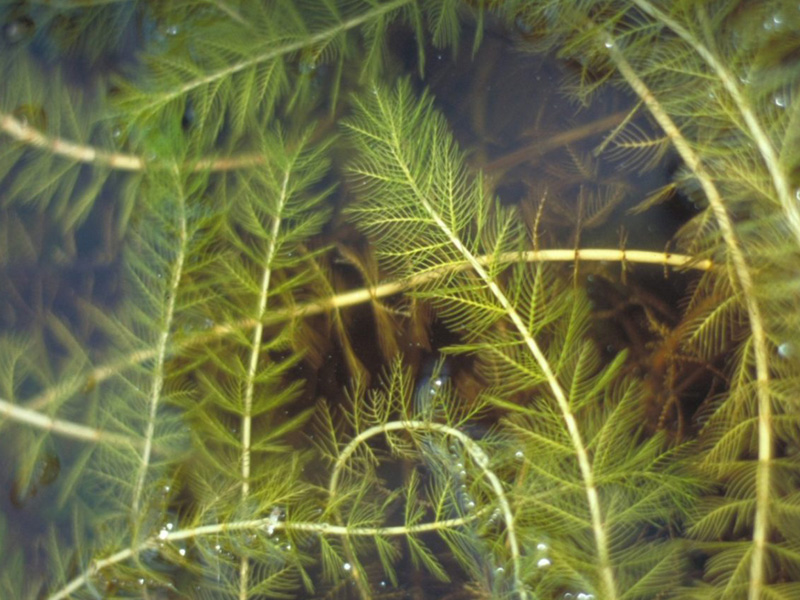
xmin=0 ymin=1 xmax=798 ymax=599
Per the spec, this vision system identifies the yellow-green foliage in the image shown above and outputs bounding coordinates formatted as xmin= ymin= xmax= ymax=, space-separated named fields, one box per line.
xmin=0 ymin=1 xmax=797 ymax=599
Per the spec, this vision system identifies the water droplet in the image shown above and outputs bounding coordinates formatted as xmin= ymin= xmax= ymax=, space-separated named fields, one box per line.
xmin=266 ymin=506 xmax=281 ymax=536
xmin=298 ymin=59 xmax=317 ymax=74
xmin=538 ymin=557 xmax=551 ymax=568
xmin=3 ymin=16 xmax=35 ymax=44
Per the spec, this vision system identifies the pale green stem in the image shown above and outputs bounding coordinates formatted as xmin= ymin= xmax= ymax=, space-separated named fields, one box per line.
xmin=238 ymin=167 xmax=288 ymax=599
xmin=0 ymin=397 xmax=136 ymax=447
xmin=136 ymin=0 xmax=412 ymax=119
xmin=606 ymin=36 xmax=773 ymax=600
xmin=379 ymin=90 xmax=613 ymax=598
xmin=132 ymin=182 xmax=187 ymax=515
xmin=47 ymin=497 xmax=486 ymax=600
xmin=329 ymin=419 xmax=527 ymax=600
xmin=632 ymin=0 xmax=800 ymax=249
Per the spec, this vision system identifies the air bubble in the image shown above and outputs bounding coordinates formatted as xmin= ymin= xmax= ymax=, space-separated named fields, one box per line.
xmin=778 ymin=342 xmax=795 ymax=359
xmin=266 ymin=506 xmax=282 ymax=536
xmin=537 ymin=542 xmax=548 ymax=551
xmin=343 ymin=562 xmax=352 ymax=572
xmin=515 ymin=450 xmax=524 ymax=460
xmin=537 ymin=557 xmax=551 ymax=568
xmin=299 ymin=59 xmax=317 ymax=74
xmin=3 ymin=16 xmax=35 ymax=44
xmin=604 ymin=41 xmax=614 ymax=48
xmin=774 ymin=94 xmax=788 ymax=108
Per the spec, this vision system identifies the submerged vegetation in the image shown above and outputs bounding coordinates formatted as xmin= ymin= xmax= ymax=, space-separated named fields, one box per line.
xmin=0 ymin=1 xmax=798 ymax=599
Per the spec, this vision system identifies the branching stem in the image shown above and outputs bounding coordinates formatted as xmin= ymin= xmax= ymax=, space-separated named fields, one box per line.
xmin=19 ymin=248 xmax=709 ymax=417
xmin=131 ymin=170 xmax=187 ymax=515
xmin=47 ymin=483 xmax=487 ymax=600
xmin=379 ymin=91 xmax=613 ymax=598
xmin=329 ymin=419 xmax=527 ymax=599
xmin=632 ymin=0 xmax=800 ymax=249
xmin=605 ymin=36 xmax=773 ymax=600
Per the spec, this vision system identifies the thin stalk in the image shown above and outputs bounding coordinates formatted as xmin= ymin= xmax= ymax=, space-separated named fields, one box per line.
xmin=131 ymin=177 xmax=187 ymax=515
xmin=605 ymin=36 xmax=773 ymax=600
xmin=47 ymin=503 xmax=487 ymax=600
xmin=238 ymin=166 xmax=288 ymax=599
xmin=632 ymin=0 xmax=800 ymax=248
xmin=18 ymin=248 xmax=710 ymax=421
xmin=381 ymin=94 xmax=616 ymax=598
xmin=0 ymin=397 xmax=136 ymax=447
xmin=133 ymin=0 xmax=412 ymax=119
xmin=1 ymin=110 xmax=266 ymax=172
xmin=329 ymin=420 xmax=526 ymax=599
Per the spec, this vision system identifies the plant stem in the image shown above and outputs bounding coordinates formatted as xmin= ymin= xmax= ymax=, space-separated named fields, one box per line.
xmin=605 ymin=35 xmax=773 ymax=600
xmin=330 ymin=419 xmax=528 ymax=600
xmin=632 ymin=0 xmax=800 ymax=249
xmin=19 ymin=248 xmax=710 ymax=417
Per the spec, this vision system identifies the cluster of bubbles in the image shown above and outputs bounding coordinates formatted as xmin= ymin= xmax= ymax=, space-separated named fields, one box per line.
xmin=534 ymin=540 xmax=551 ymax=570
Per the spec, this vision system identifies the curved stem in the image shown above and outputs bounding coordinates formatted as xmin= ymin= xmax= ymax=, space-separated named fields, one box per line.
xmin=329 ymin=419 xmax=527 ymax=600
xmin=47 ymin=496 xmax=487 ymax=600
xmin=632 ymin=0 xmax=800 ymax=249
xmin=606 ymin=35 xmax=773 ymax=600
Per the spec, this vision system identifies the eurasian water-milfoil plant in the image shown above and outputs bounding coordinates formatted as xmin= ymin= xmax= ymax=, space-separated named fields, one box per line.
xmin=0 ymin=1 xmax=797 ymax=599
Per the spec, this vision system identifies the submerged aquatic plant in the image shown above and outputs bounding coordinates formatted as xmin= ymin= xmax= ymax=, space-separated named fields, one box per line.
xmin=0 ymin=1 xmax=797 ymax=599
